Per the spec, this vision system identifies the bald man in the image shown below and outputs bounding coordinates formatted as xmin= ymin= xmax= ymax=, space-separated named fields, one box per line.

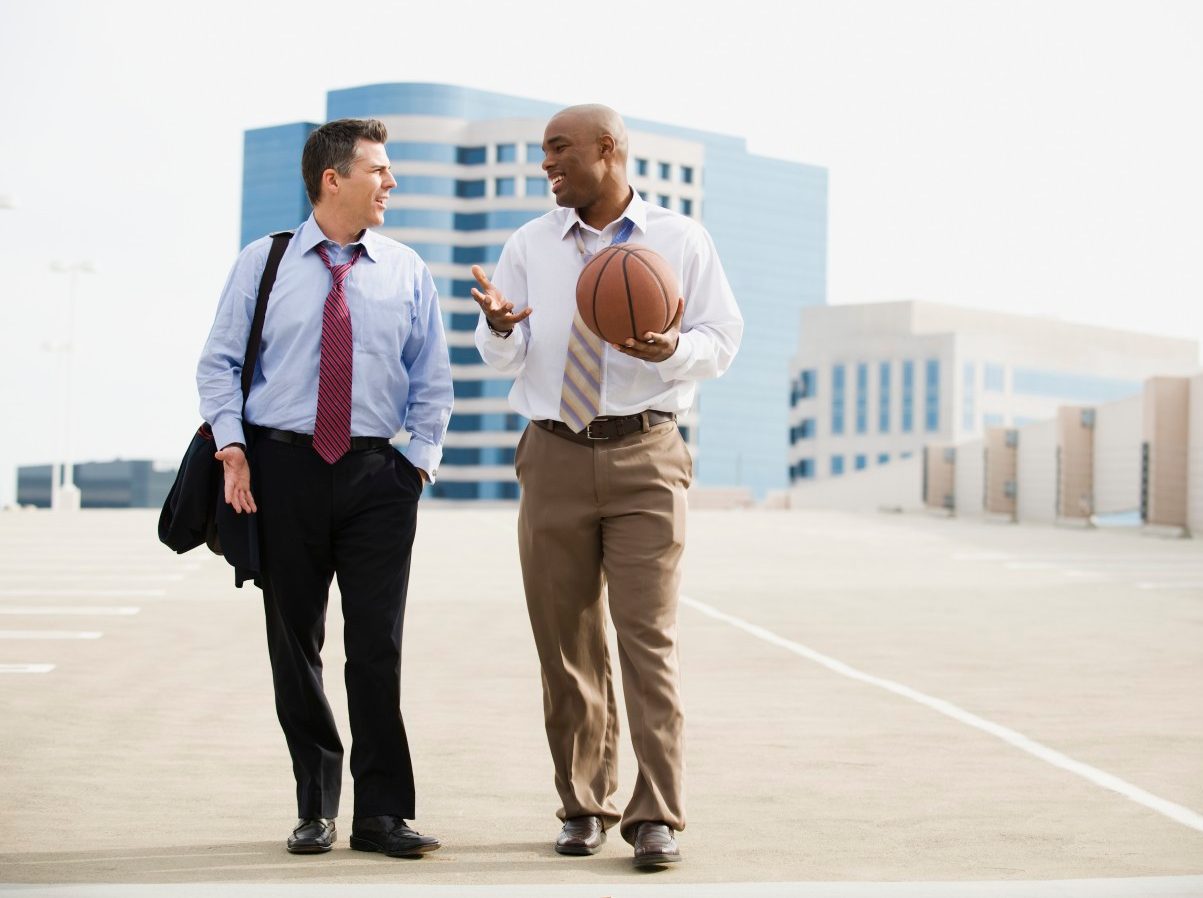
xmin=472 ymin=105 xmax=743 ymax=869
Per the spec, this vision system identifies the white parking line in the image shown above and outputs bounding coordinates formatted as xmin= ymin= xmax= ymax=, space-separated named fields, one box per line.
xmin=0 ymin=606 xmax=139 ymax=616
xmin=0 ymin=663 xmax=55 ymax=673
xmin=0 ymin=630 xmax=102 ymax=640
xmin=682 ymin=595 xmax=1203 ymax=835
xmin=0 ymin=589 xmax=165 ymax=598
xmin=0 ymin=574 xmax=184 ymax=582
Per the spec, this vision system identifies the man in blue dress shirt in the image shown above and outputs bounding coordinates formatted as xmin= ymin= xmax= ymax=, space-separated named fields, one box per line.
xmin=197 ymin=118 xmax=453 ymax=858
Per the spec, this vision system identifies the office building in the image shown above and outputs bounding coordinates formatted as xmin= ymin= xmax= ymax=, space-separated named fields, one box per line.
xmin=242 ymin=83 xmax=827 ymax=499
xmin=788 ymin=301 xmax=1199 ymax=483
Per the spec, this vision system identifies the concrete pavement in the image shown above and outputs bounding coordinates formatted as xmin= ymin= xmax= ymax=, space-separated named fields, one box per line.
xmin=0 ymin=507 xmax=1200 ymax=895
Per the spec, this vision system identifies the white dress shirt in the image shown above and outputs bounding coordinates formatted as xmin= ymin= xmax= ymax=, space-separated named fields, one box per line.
xmin=475 ymin=190 xmax=743 ymax=420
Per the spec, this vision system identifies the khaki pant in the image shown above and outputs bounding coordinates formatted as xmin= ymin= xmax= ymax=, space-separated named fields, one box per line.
xmin=515 ymin=418 xmax=693 ymax=843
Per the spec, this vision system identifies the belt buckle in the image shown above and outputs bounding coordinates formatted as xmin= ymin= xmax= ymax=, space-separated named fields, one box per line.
xmin=585 ymin=420 xmax=609 ymax=440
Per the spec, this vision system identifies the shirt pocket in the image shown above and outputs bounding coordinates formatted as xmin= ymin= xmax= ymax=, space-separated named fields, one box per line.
xmin=354 ymin=292 xmax=414 ymax=360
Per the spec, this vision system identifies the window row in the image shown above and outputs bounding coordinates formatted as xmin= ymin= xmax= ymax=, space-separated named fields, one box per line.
xmin=818 ymin=360 xmax=942 ymax=436
xmin=633 ymin=159 xmax=695 ymax=185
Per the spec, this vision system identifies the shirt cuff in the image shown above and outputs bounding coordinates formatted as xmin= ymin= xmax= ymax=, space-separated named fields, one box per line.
xmin=404 ymin=437 xmax=442 ymax=484
xmin=211 ymin=414 xmax=246 ymax=452
xmin=654 ymin=331 xmax=698 ymax=381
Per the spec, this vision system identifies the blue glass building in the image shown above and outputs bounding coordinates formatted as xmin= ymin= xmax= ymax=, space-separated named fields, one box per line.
xmin=240 ymin=83 xmax=827 ymax=499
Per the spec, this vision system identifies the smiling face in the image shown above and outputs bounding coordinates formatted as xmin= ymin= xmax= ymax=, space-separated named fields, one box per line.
xmin=327 ymin=139 xmax=396 ymax=231
xmin=542 ymin=111 xmax=608 ymax=211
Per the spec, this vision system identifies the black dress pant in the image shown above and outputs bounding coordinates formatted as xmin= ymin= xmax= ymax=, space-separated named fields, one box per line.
xmin=252 ymin=434 xmax=424 ymax=819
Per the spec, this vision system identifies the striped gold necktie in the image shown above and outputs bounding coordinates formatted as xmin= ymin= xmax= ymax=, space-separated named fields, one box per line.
xmin=559 ymin=218 xmax=635 ymax=432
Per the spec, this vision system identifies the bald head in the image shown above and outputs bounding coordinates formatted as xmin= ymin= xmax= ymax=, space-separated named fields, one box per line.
xmin=548 ymin=104 xmax=629 ymax=163
xmin=542 ymin=103 xmax=633 ymax=227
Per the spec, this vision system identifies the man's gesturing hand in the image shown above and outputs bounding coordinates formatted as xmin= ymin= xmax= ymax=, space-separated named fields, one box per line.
xmin=471 ymin=264 xmax=531 ymax=334
xmin=612 ymin=298 xmax=684 ymax=364
xmin=215 ymin=444 xmax=257 ymax=514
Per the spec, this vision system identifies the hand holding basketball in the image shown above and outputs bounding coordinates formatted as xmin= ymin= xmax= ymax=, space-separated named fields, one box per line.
xmin=613 ymin=297 xmax=684 ymax=363
xmin=471 ymin=264 xmax=531 ymax=333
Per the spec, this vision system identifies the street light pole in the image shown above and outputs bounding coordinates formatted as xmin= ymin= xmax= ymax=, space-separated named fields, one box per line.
xmin=49 ymin=260 xmax=94 ymax=511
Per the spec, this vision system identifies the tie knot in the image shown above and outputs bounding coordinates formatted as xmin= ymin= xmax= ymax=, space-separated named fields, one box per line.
xmin=315 ymin=243 xmax=363 ymax=284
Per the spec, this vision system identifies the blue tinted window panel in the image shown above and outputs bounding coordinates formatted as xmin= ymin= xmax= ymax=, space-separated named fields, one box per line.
xmin=495 ymin=177 xmax=516 ymax=196
xmin=856 ymin=363 xmax=868 ymax=434
xmin=456 ymin=180 xmax=486 ymax=198
xmin=877 ymin=453 xmax=889 ymax=465
xmin=526 ymin=177 xmax=549 ymax=197
xmin=496 ymin=143 xmax=517 ymax=163
xmin=855 ymin=455 xmax=867 ymax=470
xmin=395 ymin=175 xmax=457 ymax=196
xmin=680 ymin=198 xmax=693 ymax=216
xmin=387 ymin=142 xmax=457 ymax=163
xmin=384 ymin=209 xmax=456 ymax=229
xmin=1011 ymin=368 xmax=1141 ymax=402
xmin=452 ymin=245 xmax=505 ymax=265
xmin=984 ymin=363 xmax=1005 ymax=392
xmin=457 ymin=146 xmax=486 ymax=165
xmin=526 ymin=142 xmax=544 ymax=163
xmin=635 ymin=158 xmax=648 ymax=176
xmin=902 ymin=361 xmax=915 ymax=433
xmin=659 ymin=162 xmax=672 ymax=180
xmin=831 ymin=455 xmax=844 ymax=476
xmin=925 ymin=359 xmax=940 ymax=432
xmin=681 ymin=166 xmax=694 ymax=184
xmin=878 ymin=361 xmax=891 ymax=432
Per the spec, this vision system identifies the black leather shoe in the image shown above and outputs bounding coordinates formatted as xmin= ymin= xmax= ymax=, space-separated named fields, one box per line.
xmin=286 ymin=817 xmax=335 ymax=854
xmin=632 ymin=821 xmax=680 ymax=868
xmin=554 ymin=815 xmax=606 ymax=856
xmin=350 ymin=815 xmax=440 ymax=858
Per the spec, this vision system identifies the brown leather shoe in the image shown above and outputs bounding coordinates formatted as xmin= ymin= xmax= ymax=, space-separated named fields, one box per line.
xmin=555 ymin=815 xmax=606 ymax=856
xmin=632 ymin=821 xmax=680 ymax=868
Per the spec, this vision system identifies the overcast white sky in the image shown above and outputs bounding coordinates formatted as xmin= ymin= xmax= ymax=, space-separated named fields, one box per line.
xmin=0 ymin=0 xmax=1200 ymax=506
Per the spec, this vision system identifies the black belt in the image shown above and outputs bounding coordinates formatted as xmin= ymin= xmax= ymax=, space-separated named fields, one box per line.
xmin=535 ymin=410 xmax=675 ymax=442
xmin=253 ymin=427 xmax=392 ymax=451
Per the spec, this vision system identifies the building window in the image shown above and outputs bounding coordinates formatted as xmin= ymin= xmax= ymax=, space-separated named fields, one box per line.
xmin=831 ymin=364 xmax=846 ymax=435
xmin=856 ymin=363 xmax=868 ymax=434
xmin=855 ymin=454 xmax=867 ymax=470
xmin=800 ymin=369 xmax=816 ymax=399
xmin=925 ymin=359 xmax=941 ymax=432
xmin=681 ymin=165 xmax=694 ymax=184
xmin=798 ymin=458 xmax=815 ymax=479
xmin=902 ymin=361 xmax=914 ymax=433
xmin=831 ymin=455 xmax=845 ymax=476
xmin=525 ymin=176 xmax=549 ymax=197
xmin=680 ymin=198 xmax=693 ymax=216
xmin=495 ymin=177 xmax=516 ymax=197
xmin=658 ymin=194 xmax=671 ymax=208
xmin=457 ymin=146 xmax=486 ymax=165
xmin=790 ymin=418 xmax=816 ymax=443
xmin=983 ymin=412 xmax=1004 ymax=427
xmin=496 ymin=143 xmax=517 ymax=163
xmin=659 ymin=161 xmax=672 ymax=180
xmin=526 ymin=142 xmax=544 ymax=163
xmin=962 ymin=361 xmax=976 ymax=431
xmin=878 ymin=361 xmax=891 ymax=432
xmin=984 ymin=362 xmax=1005 ymax=392
xmin=877 ymin=453 xmax=889 ymax=465
xmin=635 ymin=158 xmax=649 ymax=177
xmin=456 ymin=179 xmax=486 ymax=198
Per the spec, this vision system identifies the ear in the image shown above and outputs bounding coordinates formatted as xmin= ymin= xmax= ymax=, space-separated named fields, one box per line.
xmin=321 ymin=167 xmax=340 ymax=198
xmin=598 ymin=134 xmax=616 ymax=160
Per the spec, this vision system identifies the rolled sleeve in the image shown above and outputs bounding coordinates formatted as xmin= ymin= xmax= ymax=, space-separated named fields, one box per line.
xmin=197 ymin=240 xmax=268 ymax=447
xmin=401 ymin=262 xmax=454 ymax=480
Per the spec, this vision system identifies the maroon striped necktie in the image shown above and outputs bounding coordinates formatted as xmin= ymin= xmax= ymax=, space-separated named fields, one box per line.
xmin=313 ymin=243 xmax=364 ymax=464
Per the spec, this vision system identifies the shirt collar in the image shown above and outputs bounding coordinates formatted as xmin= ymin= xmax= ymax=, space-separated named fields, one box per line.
xmin=297 ymin=212 xmax=381 ymax=262
xmin=558 ymin=188 xmax=648 ymax=241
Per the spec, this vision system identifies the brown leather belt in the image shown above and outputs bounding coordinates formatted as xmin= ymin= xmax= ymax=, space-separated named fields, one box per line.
xmin=535 ymin=410 xmax=676 ymax=443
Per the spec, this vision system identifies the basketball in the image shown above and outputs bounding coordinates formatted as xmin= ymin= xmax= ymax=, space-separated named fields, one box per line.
xmin=576 ymin=245 xmax=680 ymax=344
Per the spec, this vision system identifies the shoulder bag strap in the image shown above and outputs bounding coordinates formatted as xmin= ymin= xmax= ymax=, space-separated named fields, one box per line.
xmin=241 ymin=230 xmax=293 ymax=403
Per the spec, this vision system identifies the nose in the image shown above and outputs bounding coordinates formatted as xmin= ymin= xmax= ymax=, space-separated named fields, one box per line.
xmin=541 ymin=154 xmax=553 ymax=172
xmin=383 ymin=169 xmax=397 ymax=189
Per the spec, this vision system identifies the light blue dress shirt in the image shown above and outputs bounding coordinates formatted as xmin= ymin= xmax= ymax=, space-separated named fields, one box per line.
xmin=197 ymin=214 xmax=453 ymax=478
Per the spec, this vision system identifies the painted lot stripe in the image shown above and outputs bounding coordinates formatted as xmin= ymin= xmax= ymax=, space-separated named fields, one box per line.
xmin=0 ymin=606 xmax=139 ymax=616
xmin=0 ymin=630 xmax=102 ymax=640
xmin=0 ymin=589 xmax=165 ymax=598
xmin=0 ymin=663 xmax=54 ymax=673
xmin=682 ymin=595 xmax=1203 ymax=835
xmin=0 ymin=574 xmax=184 ymax=582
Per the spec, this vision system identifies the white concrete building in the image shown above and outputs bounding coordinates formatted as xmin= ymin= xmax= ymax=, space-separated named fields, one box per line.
xmin=787 ymin=301 xmax=1199 ymax=484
